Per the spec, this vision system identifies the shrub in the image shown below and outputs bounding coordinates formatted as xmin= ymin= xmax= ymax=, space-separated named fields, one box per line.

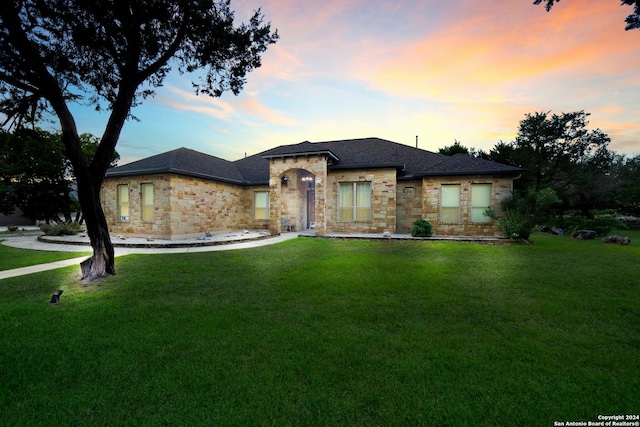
xmin=6 ymin=224 xmax=19 ymax=232
xmin=411 ymin=219 xmax=433 ymax=237
xmin=499 ymin=187 xmax=562 ymax=241
xmin=39 ymin=221 xmax=84 ymax=236
xmin=499 ymin=214 xmax=533 ymax=240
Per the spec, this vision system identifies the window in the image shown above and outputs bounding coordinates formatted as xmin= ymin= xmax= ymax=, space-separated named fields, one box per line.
xmin=471 ymin=184 xmax=492 ymax=223
xmin=117 ymin=184 xmax=129 ymax=221
xmin=339 ymin=182 xmax=371 ymax=221
xmin=441 ymin=184 xmax=460 ymax=223
xmin=141 ymin=183 xmax=154 ymax=221
xmin=255 ymin=191 xmax=269 ymax=220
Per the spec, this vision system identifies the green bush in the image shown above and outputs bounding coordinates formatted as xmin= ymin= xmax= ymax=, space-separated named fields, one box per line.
xmin=499 ymin=187 xmax=562 ymax=241
xmin=499 ymin=214 xmax=533 ymax=240
xmin=39 ymin=221 xmax=84 ymax=236
xmin=6 ymin=224 xmax=19 ymax=232
xmin=411 ymin=219 xmax=433 ymax=237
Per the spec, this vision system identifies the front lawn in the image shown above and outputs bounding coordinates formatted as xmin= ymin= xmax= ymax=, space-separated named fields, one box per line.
xmin=1 ymin=232 xmax=638 ymax=426
xmin=0 ymin=240 xmax=90 ymax=271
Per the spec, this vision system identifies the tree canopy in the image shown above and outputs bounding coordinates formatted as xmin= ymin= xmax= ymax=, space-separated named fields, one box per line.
xmin=0 ymin=0 xmax=278 ymax=280
xmin=438 ymin=140 xmax=470 ymax=156
xmin=0 ymin=128 xmax=118 ymax=224
xmin=442 ymin=110 xmax=640 ymax=217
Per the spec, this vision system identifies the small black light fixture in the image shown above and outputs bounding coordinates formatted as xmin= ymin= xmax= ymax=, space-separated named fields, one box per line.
xmin=50 ymin=290 xmax=63 ymax=304
xmin=281 ymin=175 xmax=288 ymax=186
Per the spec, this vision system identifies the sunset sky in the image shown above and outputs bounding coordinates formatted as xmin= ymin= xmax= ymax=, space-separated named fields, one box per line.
xmin=68 ymin=0 xmax=640 ymax=164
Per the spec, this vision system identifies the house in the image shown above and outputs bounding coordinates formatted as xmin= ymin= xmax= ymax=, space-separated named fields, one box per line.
xmin=102 ymin=137 xmax=522 ymax=239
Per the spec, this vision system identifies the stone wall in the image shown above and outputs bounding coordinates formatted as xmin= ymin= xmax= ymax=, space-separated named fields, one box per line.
xmin=102 ymin=169 xmax=515 ymax=239
xmin=422 ymin=175 xmax=513 ymax=237
xmin=244 ymin=185 xmax=271 ymax=231
xmin=102 ymin=174 xmax=172 ymax=238
xmin=103 ymin=174 xmax=248 ymax=240
xmin=326 ymin=169 xmax=397 ymax=234
xmin=267 ymin=154 xmax=328 ymax=235
xmin=396 ymin=180 xmax=423 ymax=234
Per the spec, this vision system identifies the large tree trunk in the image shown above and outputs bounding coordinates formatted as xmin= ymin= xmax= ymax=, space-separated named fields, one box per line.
xmin=78 ymin=179 xmax=115 ymax=281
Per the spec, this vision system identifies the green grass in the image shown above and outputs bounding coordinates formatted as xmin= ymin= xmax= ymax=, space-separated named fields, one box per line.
xmin=1 ymin=232 xmax=638 ymax=426
xmin=0 ymin=228 xmax=38 ymax=235
xmin=0 ymin=240 xmax=90 ymax=270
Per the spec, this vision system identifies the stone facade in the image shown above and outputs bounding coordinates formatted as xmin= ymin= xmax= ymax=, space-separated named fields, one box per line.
xmin=103 ymin=174 xmax=259 ymax=240
xmin=396 ymin=180 xmax=423 ymax=234
xmin=422 ymin=175 xmax=513 ymax=237
xmin=267 ymin=154 xmax=328 ymax=235
xmin=102 ymin=170 xmax=513 ymax=239
xmin=326 ymin=169 xmax=397 ymax=234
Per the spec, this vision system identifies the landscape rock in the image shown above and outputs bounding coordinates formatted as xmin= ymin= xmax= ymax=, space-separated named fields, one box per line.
xmin=551 ymin=227 xmax=565 ymax=235
xmin=602 ymin=235 xmax=631 ymax=245
xmin=571 ymin=230 xmax=597 ymax=240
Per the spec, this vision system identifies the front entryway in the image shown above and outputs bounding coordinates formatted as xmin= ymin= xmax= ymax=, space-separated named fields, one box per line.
xmin=306 ymin=189 xmax=315 ymax=229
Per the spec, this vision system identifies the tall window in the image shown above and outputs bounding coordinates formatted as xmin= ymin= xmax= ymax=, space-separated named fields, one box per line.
xmin=117 ymin=184 xmax=129 ymax=221
xmin=471 ymin=184 xmax=492 ymax=223
xmin=441 ymin=184 xmax=460 ymax=223
xmin=255 ymin=191 xmax=269 ymax=220
xmin=339 ymin=182 xmax=371 ymax=221
xmin=141 ymin=183 xmax=154 ymax=221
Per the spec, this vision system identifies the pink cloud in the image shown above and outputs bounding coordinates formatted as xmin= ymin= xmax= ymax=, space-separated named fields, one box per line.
xmin=352 ymin=0 xmax=639 ymax=103
xmin=159 ymin=86 xmax=233 ymax=120
xmin=237 ymin=96 xmax=297 ymax=126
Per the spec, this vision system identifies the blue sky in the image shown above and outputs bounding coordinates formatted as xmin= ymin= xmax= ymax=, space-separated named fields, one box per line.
xmin=65 ymin=0 xmax=640 ymax=165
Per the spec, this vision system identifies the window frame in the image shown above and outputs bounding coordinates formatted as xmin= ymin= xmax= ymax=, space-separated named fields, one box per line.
xmin=440 ymin=184 xmax=461 ymax=224
xmin=471 ymin=183 xmax=492 ymax=223
xmin=254 ymin=191 xmax=269 ymax=220
xmin=141 ymin=182 xmax=154 ymax=222
xmin=117 ymin=184 xmax=129 ymax=221
xmin=339 ymin=181 xmax=372 ymax=222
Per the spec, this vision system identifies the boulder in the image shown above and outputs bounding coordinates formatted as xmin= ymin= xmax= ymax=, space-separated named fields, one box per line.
xmin=571 ymin=230 xmax=597 ymax=240
xmin=551 ymin=227 xmax=564 ymax=235
xmin=602 ymin=235 xmax=631 ymax=245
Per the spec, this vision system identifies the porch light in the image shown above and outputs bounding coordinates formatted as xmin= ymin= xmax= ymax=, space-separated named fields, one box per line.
xmin=269 ymin=178 xmax=276 ymax=188
xmin=315 ymin=177 xmax=322 ymax=187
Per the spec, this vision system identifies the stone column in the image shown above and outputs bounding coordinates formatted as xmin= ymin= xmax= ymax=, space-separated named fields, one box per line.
xmin=268 ymin=175 xmax=280 ymax=235
xmin=313 ymin=159 xmax=328 ymax=236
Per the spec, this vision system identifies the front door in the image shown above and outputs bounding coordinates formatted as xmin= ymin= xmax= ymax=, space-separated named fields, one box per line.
xmin=306 ymin=189 xmax=315 ymax=229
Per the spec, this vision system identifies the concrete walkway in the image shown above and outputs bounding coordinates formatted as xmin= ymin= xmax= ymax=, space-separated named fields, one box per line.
xmin=0 ymin=232 xmax=301 ymax=280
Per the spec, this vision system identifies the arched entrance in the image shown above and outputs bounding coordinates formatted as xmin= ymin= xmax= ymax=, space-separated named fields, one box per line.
xmin=278 ymin=169 xmax=316 ymax=231
xmin=267 ymin=152 xmax=329 ymax=236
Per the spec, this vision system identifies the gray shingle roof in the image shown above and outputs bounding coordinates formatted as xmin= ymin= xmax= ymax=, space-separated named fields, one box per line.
xmin=106 ymin=138 xmax=523 ymax=184
xmin=418 ymin=153 xmax=524 ymax=176
xmin=105 ymin=147 xmax=245 ymax=184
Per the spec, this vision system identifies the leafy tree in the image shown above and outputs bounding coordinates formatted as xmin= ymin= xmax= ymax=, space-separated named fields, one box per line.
xmin=614 ymin=154 xmax=640 ymax=215
xmin=511 ymin=111 xmax=613 ymax=214
xmin=0 ymin=128 xmax=118 ymax=224
xmin=0 ymin=0 xmax=278 ymax=280
xmin=533 ymin=0 xmax=640 ymax=31
xmin=438 ymin=140 xmax=470 ymax=156
xmin=479 ymin=140 xmax=518 ymax=165
xmin=0 ymin=127 xmax=70 ymax=222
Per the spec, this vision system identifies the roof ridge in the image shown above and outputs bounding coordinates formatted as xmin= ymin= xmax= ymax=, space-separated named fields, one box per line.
xmin=168 ymin=147 xmax=181 ymax=169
